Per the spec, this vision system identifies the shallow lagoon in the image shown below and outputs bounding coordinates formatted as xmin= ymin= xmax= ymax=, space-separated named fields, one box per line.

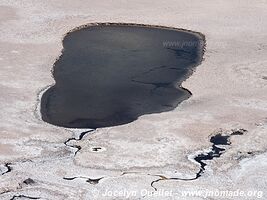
xmin=41 ymin=24 xmax=204 ymax=128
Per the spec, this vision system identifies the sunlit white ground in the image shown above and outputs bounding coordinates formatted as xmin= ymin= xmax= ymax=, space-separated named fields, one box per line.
xmin=0 ymin=0 xmax=267 ymax=199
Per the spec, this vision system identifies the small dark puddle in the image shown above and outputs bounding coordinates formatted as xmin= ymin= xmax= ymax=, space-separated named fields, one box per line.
xmin=23 ymin=178 xmax=35 ymax=185
xmin=63 ymin=176 xmax=103 ymax=185
xmin=86 ymin=177 xmax=103 ymax=185
xmin=1 ymin=163 xmax=12 ymax=175
xmin=91 ymin=147 xmax=102 ymax=152
xmin=41 ymin=23 xmax=204 ymax=128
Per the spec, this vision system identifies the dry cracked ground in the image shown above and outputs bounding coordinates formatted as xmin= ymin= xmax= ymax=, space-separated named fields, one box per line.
xmin=1 ymin=0 xmax=267 ymax=199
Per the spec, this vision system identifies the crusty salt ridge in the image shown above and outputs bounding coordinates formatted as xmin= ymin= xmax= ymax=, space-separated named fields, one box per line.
xmin=0 ymin=0 xmax=267 ymax=199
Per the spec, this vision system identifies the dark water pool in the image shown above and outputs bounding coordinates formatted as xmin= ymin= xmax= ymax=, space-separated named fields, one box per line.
xmin=41 ymin=23 xmax=204 ymax=128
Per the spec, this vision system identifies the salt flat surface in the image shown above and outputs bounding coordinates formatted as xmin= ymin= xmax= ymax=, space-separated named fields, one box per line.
xmin=0 ymin=0 xmax=267 ymax=199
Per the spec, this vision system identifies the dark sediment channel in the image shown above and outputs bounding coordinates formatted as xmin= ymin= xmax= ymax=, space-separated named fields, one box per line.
xmin=151 ymin=129 xmax=246 ymax=190
xmin=194 ymin=133 xmax=231 ymax=179
xmin=41 ymin=23 xmax=205 ymax=128
xmin=193 ymin=129 xmax=246 ymax=178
